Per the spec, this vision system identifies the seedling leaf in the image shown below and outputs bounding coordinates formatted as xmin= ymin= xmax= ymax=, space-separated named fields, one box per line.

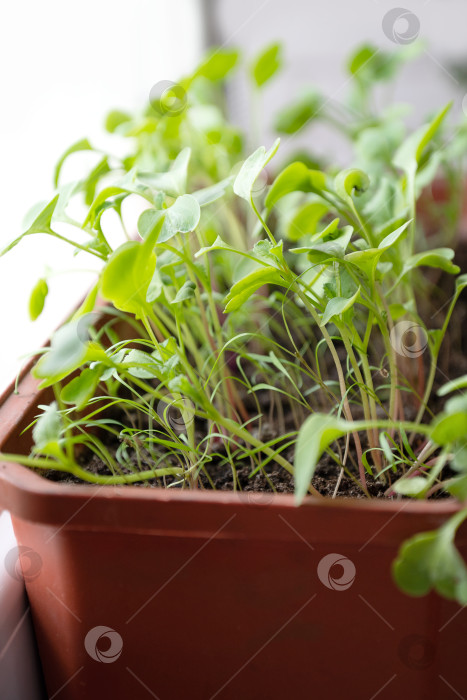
xmin=265 ymin=162 xmax=326 ymax=209
xmin=234 ymin=139 xmax=280 ymax=202
xmin=29 ymin=279 xmax=49 ymax=321
xmin=251 ymin=42 xmax=283 ymax=88
xmin=295 ymin=414 xmax=349 ymax=504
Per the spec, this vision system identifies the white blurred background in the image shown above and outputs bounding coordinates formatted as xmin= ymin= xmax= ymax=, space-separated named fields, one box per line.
xmin=1 ymin=0 xmax=467 ymax=391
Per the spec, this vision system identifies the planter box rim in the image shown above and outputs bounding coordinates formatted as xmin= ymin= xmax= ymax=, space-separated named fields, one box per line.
xmin=0 ymin=458 xmax=461 ymax=513
xmin=1 ymin=460 xmax=465 ymax=550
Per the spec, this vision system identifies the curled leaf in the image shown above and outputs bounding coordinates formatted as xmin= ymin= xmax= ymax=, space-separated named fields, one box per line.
xmin=334 ymin=168 xmax=370 ymax=203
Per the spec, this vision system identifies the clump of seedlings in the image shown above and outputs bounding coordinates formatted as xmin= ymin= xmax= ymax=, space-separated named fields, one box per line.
xmin=2 ymin=42 xmax=467 ymax=604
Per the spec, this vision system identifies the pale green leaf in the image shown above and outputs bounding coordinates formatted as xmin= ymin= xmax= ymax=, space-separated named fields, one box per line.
xmin=171 ymin=281 xmax=196 ymax=304
xmin=34 ymin=321 xmax=107 ymax=387
xmin=146 ymin=268 xmax=164 ymax=303
xmin=295 ymin=414 xmax=349 ymax=503
xmin=288 ymin=202 xmax=329 ymax=240
xmin=393 ymin=513 xmax=467 ymax=604
xmin=192 ymin=176 xmax=234 ymax=206
xmin=274 ymin=89 xmax=322 ymax=134
xmin=438 ymin=375 xmax=467 ymax=397
xmin=431 ymin=412 xmax=467 ymax=446
xmin=378 ymin=220 xmax=411 ymax=249
xmin=265 ymin=162 xmax=326 ymax=209
xmin=402 ymin=248 xmax=459 ymax=277
xmin=394 ymin=103 xmax=451 ymax=176
xmin=121 ymin=349 xmax=160 ymax=379
xmin=195 ymin=48 xmax=239 ymax=82
xmin=138 ymin=148 xmax=191 ymax=197
xmin=61 ymin=367 xmax=101 ymax=409
xmin=321 ymin=287 xmax=360 ymax=325
xmin=105 ymin=110 xmax=131 ymax=133
xmin=224 ymin=266 xmax=286 ymax=312
xmin=54 ymin=138 xmax=93 ymax=187
xmin=234 ymin=139 xmax=280 ymax=202
xmin=33 ymin=402 xmax=62 ymax=449
xmin=138 ymin=194 xmax=200 ymax=244
xmin=251 ymin=42 xmax=282 ymax=88
xmin=393 ymin=476 xmax=428 ymax=497
xmin=29 ymin=279 xmax=49 ymax=321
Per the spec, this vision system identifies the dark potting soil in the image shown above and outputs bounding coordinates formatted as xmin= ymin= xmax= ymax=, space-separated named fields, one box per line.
xmin=43 ymin=247 xmax=467 ymax=499
xmin=44 ymin=410 xmax=453 ymax=499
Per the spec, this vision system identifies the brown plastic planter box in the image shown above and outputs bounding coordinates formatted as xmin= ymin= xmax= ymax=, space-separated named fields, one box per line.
xmin=1 ymin=342 xmax=467 ymax=699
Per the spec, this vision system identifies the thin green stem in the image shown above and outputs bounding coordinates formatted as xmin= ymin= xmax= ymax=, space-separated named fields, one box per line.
xmin=0 ymin=453 xmax=184 ymax=484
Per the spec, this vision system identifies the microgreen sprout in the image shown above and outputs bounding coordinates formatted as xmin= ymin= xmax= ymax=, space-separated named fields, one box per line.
xmin=2 ymin=42 xmax=467 ymax=604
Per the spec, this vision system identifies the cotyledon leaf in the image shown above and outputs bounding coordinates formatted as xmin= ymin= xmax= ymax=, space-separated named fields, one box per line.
xmin=234 ymin=139 xmax=280 ymax=202
xmin=321 ymin=287 xmax=360 ymax=326
xmin=138 ymin=195 xmax=200 ymax=244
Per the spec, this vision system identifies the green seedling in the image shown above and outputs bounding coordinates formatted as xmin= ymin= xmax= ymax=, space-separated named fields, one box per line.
xmin=2 ymin=42 xmax=467 ymax=604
